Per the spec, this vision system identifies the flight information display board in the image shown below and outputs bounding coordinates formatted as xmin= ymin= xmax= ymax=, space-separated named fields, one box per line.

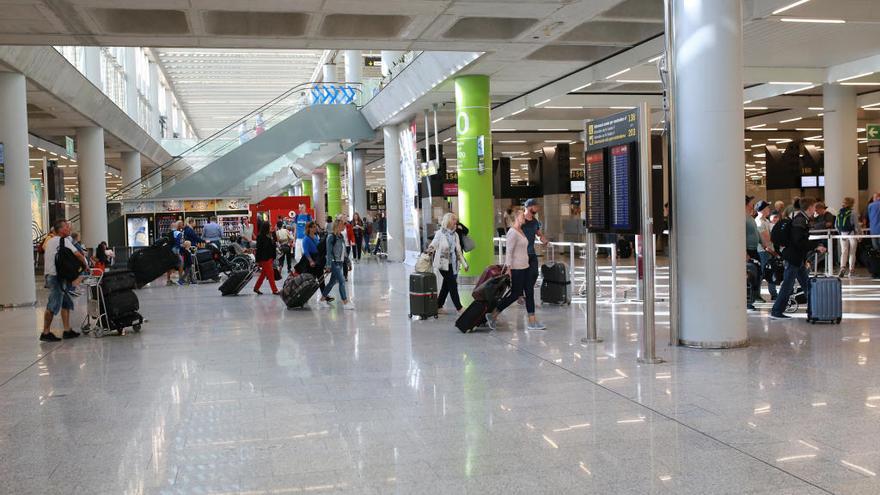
xmin=584 ymin=108 xmax=642 ymax=234
xmin=585 ymin=151 xmax=607 ymax=231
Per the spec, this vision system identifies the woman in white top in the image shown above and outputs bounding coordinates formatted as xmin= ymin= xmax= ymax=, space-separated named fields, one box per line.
xmin=487 ymin=210 xmax=545 ymax=330
xmin=429 ymin=213 xmax=469 ymax=314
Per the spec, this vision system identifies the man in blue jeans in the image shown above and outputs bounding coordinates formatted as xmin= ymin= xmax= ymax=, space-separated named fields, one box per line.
xmin=771 ymin=197 xmax=826 ymax=319
xmin=41 ymin=219 xmax=88 ymax=342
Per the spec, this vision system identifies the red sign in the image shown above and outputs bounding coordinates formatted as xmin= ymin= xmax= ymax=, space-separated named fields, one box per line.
xmin=443 ymin=183 xmax=458 ymax=196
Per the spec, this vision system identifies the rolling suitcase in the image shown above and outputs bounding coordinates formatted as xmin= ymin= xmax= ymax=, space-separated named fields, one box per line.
xmin=473 ymin=274 xmax=510 ymax=308
xmin=409 ymin=272 xmax=438 ymax=319
xmin=474 ymin=264 xmax=504 ymax=290
xmin=807 ymin=276 xmax=842 ymax=324
xmin=195 ymin=249 xmax=214 ymax=264
xmin=540 ymin=262 xmax=570 ymax=305
xmin=197 ymin=261 xmax=220 ymax=281
xmin=219 ymin=269 xmax=255 ymax=296
xmin=282 ymin=273 xmax=321 ymax=308
xmin=456 ymin=300 xmax=489 ymax=333
xmin=128 ymin=246 xmax=180 ymax=287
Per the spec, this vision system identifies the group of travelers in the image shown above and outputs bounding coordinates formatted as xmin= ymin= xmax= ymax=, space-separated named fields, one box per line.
xmin=746 ymin=193 xmax=880 ymax=320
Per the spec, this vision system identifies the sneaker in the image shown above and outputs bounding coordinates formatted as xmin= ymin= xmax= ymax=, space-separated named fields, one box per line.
xmin=342 ymin=303 xmax=355 ymax=311
xmin=484 ymin=315 xmax=497 ymax=330
xmin=437 ymin=308 xmax=448 ymax=315
xmin=747 ymin=304 xmax=757 ymax=311
xmin=62 ymin=329 xmax=81 ymax=339
xmin=527 ymin=321 xmax=547 ymax=330
xmin=838 ymin=268 xmax=848 ymax=278
xmin=769 ymin=313 xmax=791 ymax=320
xmin=754 ymin=296 xmax=766 ymax=303
xmin=39 ymin=332 xmax=61 ymax=342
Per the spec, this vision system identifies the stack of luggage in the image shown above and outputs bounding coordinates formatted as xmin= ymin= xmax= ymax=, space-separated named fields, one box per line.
xmin=195 ymin=248 xmax=220 ymax=282
xmin=456 ymin=265 xmax=510 ymax=333
xmin=128 ymin=239 xmax=180 ymax=288
xmin=98 ymin=269 xmax=143 ymax=334
xmin=540 ymin=262 xmax=570 ymax=305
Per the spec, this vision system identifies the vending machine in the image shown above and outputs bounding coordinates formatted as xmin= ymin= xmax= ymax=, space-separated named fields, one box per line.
xmin=126 ymin=214 xmax=154 ymax=247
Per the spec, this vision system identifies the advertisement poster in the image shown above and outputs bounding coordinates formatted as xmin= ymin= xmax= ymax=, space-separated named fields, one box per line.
xmin=123 ymin=201 xmax=154 ymax=214
xmin=30 ymin=179 xmax=44 ymax=241
xmin=127 ymin=217 xmax=150 ymax=247
xmin=220 ymin=198 xmax=249 ymax=211
xmin=398 ymin=118 xmax=421 ymax=265
xmin=160 ymin=200 xmax=184 ymax=212
xmin=184 ymin=200 xmax=216 ymax=212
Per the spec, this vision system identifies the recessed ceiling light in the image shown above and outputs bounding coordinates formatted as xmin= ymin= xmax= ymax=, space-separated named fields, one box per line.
xmin=772 ymin=0 xmax=811 ymax=15
xmin=491 ymin=117 xmax=504 ymax=123
xmin=769 ymin=81 xmax=813 ymax=85
xmin=492 ymin=128 xmax=517 ymax=132
xmin=780 ymin=18 xmax=845 ymax=24
xmin=795 ymin=128 xmax=822 ymax=131
xmin=615 ymin=80 xmax=662 ymax=84
xmin=744 ymin=106 xmax=769 ymax=110
xmin=784 ymin=85 xmax=816 ymax=95
xmin=545 ymin=106 xmax=583 ymax=110
xmin=544 ymin=140 xmax=572 ymax=143
xmin=841 ymin=82 xmax=880 ymax=86
xmin=538 ymin=129 xmax=568 ymax=132
xmin=498 ymin=140 xmax=526 ymax=144
xmin=510 ymin=108 xmax=526 ymax=116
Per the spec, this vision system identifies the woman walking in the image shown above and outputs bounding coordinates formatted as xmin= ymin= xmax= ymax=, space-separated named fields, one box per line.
xmin=486 ymin=210 xmax=546 ymax=330
xmin=351 ymin=212 xmax=365 ymax=263
xmin=321 ymin=219 xmax=354 ymax=310
xmin=253 ymin=221 xmax=279 ymax=295
xmin=296 ymin=221 xmax=331 ymax=300
xmin=429 ymin=213 xmax=468 ymax=314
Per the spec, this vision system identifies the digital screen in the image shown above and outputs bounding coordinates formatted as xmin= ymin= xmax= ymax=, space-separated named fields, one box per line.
xmin=818 ymin=175 xmax=825 ymax=187
xmin=571 ymin=181 xmax=585 ymax=192
xmin=801 ymin=176 xmax=818 ymax=188
xmin=586 ymin=151 xmax=606 ymax=231
xmin=127 ymin=217 xmax=150 ymax=247
xmin=610 ymin=145 xmax=633 ymax=231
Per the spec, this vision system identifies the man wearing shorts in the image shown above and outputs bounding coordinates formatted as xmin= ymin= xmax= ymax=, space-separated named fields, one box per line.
xmin=41 ymin=219 xmax=87 ymax=342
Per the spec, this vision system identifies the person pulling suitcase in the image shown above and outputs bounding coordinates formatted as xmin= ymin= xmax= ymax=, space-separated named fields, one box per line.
xmin=486 ymin=210 xmax=546 ymax=330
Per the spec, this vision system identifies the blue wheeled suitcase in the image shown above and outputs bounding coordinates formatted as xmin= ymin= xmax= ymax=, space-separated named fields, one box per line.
xmin=807 ymin=276 xmax=842 ymax=324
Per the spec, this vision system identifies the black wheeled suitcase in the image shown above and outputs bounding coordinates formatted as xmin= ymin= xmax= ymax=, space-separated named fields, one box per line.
xmin=101 ymin=289 xmax=143 ymax=331
xmin=409 ymin=272 xmax=438 ymax=319
xmin=100 ymin=270 xmax=138 ymax=295
xmin=540 ymin=262 xmax=570 ymax=305
xmin=197 ymin=261 xmax=220 ymax=281
xmin=282 ymin=273 xmax=321 ymax=308
xmin=807 ymin=276 xmax=842 ymax=324
xmin=195 ymin=249 xmax=214 ymax=264
xmin=456 ymin=300 xmax=489 ymax=333
xmin=219 ymin=269 xmax=255 ymax=296
xmin=128 ymin=246 xmax=179 ymax=287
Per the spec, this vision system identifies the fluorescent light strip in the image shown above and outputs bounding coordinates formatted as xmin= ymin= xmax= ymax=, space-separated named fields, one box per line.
xmin=744 ymin=106 xmax=769 ymax=110
xmin=538 ymin=128 xmax=569 ymax=132
xmin=752 ymin=128 xmax=779 ymax=131
xmin=784 ymin=84 xmax=817 ymax=95
xmin=841 ymin=82 xmax=880 ymax=86
xmin=510 ymin=108 xmax=526 ymax=116
xmin=795 ymin=128 xmax=822 ymax=131
xmin=544 ymin=140 xmax=572 ymax=143
xmin=780 ymin=18 xmax=845 ymax=24
xmin=498 ymin=140 xmax=526 ymax=144
xmin=545 ymin=106 xmax=583 ymax=110
xmin=648 ymin=55 xmax=664 ymax=63
xmin=780 ymin=117 xmax=802 ymax=123
xmin=605 ymin=68 xmax=631 ymax=80
xmin=615 ymin=79 xmax=662 ymax=84
xmin=808 ymin=107 xmax=824 ymax=111
xmin=492 ymin=128 xmax=517 ymax=132
xmin=769 ymin=81 xmax=813 ymax=85
xmin=609 ymin=106 xmax=635 ymax=110
xmin=491 ymin=117 xmax=504 ymax=123
xmin=534 ymin=98 xmax=551 ymax=107
xmin=749 ymin=124 xmax=767 ymax=129
xmin=772 ymin=0 xmax=810 ymax=15
xmin=837 ymin=71 xmax=875 ymax=82
xmin=572 ymin=83 xmax=593 ymax=92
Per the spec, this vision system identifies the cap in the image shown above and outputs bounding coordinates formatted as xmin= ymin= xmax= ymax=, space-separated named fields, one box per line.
xmin=524 ymin=198 xmax=540 ymax=207
xmin=755 ymin=200 xmax=770 ymax=212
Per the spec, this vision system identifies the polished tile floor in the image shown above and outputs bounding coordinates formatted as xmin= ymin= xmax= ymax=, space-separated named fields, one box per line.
xmin=2 ymin=259 xmax=880 ymax=494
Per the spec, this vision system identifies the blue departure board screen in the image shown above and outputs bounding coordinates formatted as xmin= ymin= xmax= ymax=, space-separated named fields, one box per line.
xmin=586 ymin=151 xmax=606 ymax=231
xmin=610 ymin=145 xmax=633 ymax=232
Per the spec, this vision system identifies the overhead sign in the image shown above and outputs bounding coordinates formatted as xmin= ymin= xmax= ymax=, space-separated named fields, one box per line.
xmin=65 ymin=136 xmax=75 ymax=156
xmin=868 ymin=124 xmax=880 ymax=141
xmin=586 ymin=108 xmax=638 ymax=151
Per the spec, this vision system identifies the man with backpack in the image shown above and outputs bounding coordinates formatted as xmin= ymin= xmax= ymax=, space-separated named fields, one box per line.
xmin=41 ymin=219 xmax=88 ymax=342
xmin=770 ymin=197 xmax=826 ymax=319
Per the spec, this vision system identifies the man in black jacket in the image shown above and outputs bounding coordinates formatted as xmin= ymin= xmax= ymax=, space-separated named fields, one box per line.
xmin=770 ymin=197 xmax=827 ymax=319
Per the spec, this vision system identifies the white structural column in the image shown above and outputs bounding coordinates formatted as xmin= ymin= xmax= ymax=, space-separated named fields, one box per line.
xmin=148 ymin=61 xmax=161 ymax=139
xmin=824 ymin=84 xmax=859 ymax=213
xmin=344 ymin=50 xmax=362 ymax=84
xmin=76 ymin=127 xmax=109 ymax=247
xmin=83 ymin=47 xmax=102 ymax=87
xmin=323 ymin=64 xmax=337 ymax=83
xmin=312 ymin=170 xmax=326 ymax=225
xmin=673 ymin=0 xmax=748 ymax=347
xmin=349 ymin=149 xmax=367 ymax=217
xmin=380 ymin=51 xmax=404 ymax=77
xmin=121 ymin=151 xmax=141 ymax=197
xmin=164 ymin=88 xmax=176 ymax=138
xmin=124 ymin=47 xmax=139 ymax=120
xmin=383 ymin=125 xmax=405 ymax=262
xmin=0 ymin=73 xmax=36 ymax=306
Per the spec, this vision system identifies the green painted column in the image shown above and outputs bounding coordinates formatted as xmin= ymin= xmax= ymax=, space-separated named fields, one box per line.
xmin=455 ymin=75 xmax=493 ymax=278
xmin=301 ymin=179 xmax=312 ymax=198
xmin=325 ymin=163 xmax=341 ymax=218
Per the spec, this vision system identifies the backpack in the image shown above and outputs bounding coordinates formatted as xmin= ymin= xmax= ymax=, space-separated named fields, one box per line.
xmin=770 ymin=218 xmax=793 ymax=249
xmin=55 ymin=236 xmax=83 ymax=282
xmin=836 ymin=209 xmax=853 ymax=233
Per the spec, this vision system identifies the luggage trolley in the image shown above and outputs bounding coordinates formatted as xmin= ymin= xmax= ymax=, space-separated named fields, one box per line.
xmin=81 ymin=269 xmax=143 ymax=337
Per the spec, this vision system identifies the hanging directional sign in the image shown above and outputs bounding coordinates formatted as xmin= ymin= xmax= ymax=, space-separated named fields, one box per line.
xmin=868 ymin=124 xmax=880 ymax=141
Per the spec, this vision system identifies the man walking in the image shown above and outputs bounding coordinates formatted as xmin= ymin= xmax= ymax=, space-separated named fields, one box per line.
xmin=41 ymin=219 xmax=87 ymax=342
xmin=770 ymin=197 xmax=826 ymax=319
xmin=293 ymin=204 xmax=312 ymax=264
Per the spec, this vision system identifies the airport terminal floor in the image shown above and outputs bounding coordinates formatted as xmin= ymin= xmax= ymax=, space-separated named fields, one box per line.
xmin=2 ymin=260 xmax=880 ymax=494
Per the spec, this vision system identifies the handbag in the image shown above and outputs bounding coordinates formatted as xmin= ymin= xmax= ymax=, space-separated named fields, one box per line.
xmin=415 ymin=252 xmax=433 ymax=273
xmin=460 ymin=234 xmax=476 ymax=253
xmin=273 ymin=265 xmax=282 ymax=281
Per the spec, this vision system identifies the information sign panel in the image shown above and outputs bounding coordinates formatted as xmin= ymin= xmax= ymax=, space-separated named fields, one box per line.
xmin=586 ymin=108 xmax=638 ymax=151
xmin=585 ymin=150 xmax=606 ymax=231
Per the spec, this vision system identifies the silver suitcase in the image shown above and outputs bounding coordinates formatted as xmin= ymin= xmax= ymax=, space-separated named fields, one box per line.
xmin=807 ymin=276 xmax=842 ymax=324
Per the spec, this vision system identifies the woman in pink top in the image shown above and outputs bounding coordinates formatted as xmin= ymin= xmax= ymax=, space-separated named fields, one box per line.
xmin=487 ymin=211 xmax=545 ymax=330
